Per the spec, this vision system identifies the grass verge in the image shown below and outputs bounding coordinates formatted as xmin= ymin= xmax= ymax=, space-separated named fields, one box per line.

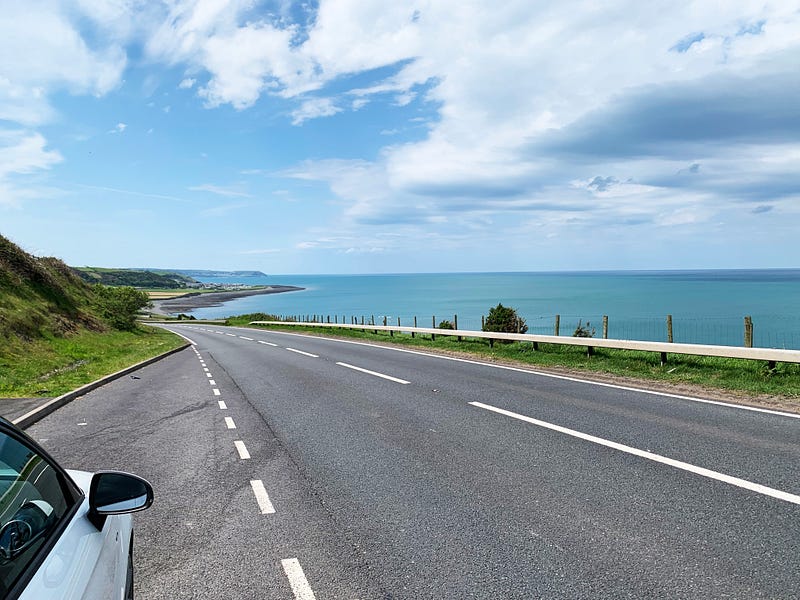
xmin=0 ymin=326 xmax=185 ymax=398
xmin=228 ymin=318 xmax=800 ymax=406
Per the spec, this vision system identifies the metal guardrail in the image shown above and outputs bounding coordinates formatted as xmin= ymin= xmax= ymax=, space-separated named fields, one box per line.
xmin=249 ymin=321 xmax=800 ymax=365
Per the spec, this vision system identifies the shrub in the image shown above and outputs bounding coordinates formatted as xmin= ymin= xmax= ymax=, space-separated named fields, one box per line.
xmin=92 ymin=285 xmax=151 ymax=331
xmin=483 ymin=304 xmax=528 ymax=335
xmin=438 ymin=320 xmax=455 ymax=329
xmin=573 ymin=320 xmax=595 ymax=338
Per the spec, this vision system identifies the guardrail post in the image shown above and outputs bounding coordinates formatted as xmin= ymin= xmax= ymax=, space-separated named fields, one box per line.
xmin=413 ymin=316 xmax=416 ymax=338
xmin=587 ymin=345 xmax=594 ymax=357
xmin=667 ymin=314 xmax=673 ymax=343
xmin=555 ymin=314 xmax=560 ymax=336
xmin=432 ymin=316 xmax=436 ymax=341
xmin=602 ymin=315 xmax=608 ymax=339
xmin=384 ymin=316 xmax=390 ymax=336
xmin=481 ymin=315 xmax=485 ymax=330
xmin=455 ymin=314 xmax=461 ymax=341
xmin=744 ymin=316 xmax=753 ymax=348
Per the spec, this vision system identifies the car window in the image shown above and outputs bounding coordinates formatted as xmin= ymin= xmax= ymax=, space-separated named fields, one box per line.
xmin=0 ymin=431 xmax=74 ymax=595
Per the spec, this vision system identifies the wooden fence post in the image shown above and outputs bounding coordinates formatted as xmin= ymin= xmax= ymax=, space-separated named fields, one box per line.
xmin=413 ymin=316 xmax=416 ymax=338
xmin=602 ymin=315 xmax=608 ymax=339
xmin=455 ymin=314 xmax=461 ymax=341
xmin=432 ymin=316 xmax=436 ymax=341
xmin=744 ymin=316 xmax=753 ymax=348
xmin=555 ymin=314 xmax=560 ymax=336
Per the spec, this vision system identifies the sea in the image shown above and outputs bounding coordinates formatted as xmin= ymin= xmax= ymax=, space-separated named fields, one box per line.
xmin=185 ymin=270 xmax=800 ymax=350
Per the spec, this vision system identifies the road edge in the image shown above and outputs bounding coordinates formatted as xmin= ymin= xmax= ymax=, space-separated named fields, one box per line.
xmin=13 ymin=342 xmax=191 ymax=430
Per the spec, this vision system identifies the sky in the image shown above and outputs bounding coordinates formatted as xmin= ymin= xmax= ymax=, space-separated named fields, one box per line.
xmin=1 ymin=1 xmax=798 ymax=274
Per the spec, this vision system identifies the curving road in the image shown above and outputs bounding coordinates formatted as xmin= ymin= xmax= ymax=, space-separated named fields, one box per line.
xmin=27 ymin=324 xmax=800 ymax=599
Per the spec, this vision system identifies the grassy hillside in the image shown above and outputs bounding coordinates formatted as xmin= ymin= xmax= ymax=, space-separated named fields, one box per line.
xmin=0 ymin=235 xmax=183 ymax=398
xmin=0 ymin=235 xmax=105 ymax=340
xmin=74 ymin=267 xmax=195 ymax=288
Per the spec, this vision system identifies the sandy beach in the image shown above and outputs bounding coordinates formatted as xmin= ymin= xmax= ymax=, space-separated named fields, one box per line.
xmin=149 ymin=285 xmax=304 ymax=315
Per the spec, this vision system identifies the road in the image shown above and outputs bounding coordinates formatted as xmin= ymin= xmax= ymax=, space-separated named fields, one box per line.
xmin=26 ymin=324 xmax=800 ymax=598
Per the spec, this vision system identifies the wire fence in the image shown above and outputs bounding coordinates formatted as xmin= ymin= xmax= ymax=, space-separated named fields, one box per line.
xmin=273 ymin=312 xmax=800 ymax=351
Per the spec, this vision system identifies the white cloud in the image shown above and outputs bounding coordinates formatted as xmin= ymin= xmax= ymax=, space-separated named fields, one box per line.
xmin=178 ymin=77 xmax=196 ymax=89
xmin=0 ymin=130 xmax=63 ymax=206
xmin=291 ymin=97 xmax=341 ymax=125
xmin=0 ymin=1 xmax=127 ymax=126
xmin=189 ymin=183 xmax=252 ymax=197
xmin=108 ymin=122 xmax=127 ymax=134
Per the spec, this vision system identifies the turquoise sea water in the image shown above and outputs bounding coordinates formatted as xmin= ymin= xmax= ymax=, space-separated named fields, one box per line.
xmin=186 ymin=270 xmax=800 ymax=349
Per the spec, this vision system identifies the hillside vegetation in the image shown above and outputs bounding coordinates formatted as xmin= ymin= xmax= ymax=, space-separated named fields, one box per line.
xmin=0 ymin=235 xmax=182 ymax=397
xmin=74 ymin=267 xmax=195 ymax=288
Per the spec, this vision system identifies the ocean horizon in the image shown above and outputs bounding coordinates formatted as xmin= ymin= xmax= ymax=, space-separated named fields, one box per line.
xmin=183 ymin=269 xmax=800 ymax=350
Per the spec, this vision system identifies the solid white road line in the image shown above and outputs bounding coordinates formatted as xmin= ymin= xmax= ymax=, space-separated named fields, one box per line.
xmin=213 ymin=388 xmax=221 ymax=396
xmin=470 ymin=401 xmax=800 ymax=505
xmin=281 ymin=558 xmax=316 ymax=600
xmin=250 ymin=480 xmax=276 ymax=514
xmin=225 ymin=417 xmax=236 ymax=429
xmin=218 ymin=400 xmax=227 ymax=409
xmin=258 ymin=340 xmax=278 ymax=346
xmin=263 ymin=330 xmax=800 ymax=420
xmin=234 ymin=440 xmax=251 ymax=460
xmin=240 ymin=336 xmax=254 ymax=340
xmin=336 ymin=362 xmax=410 ymax=385
xmin=286 ymin=348 xmax=319 ymax=358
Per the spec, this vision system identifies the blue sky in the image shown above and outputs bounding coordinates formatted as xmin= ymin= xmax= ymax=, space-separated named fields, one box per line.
xmin=1 ymin=1 xmax=798 ymax=274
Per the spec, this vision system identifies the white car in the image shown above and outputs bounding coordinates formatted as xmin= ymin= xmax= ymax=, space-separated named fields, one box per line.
xmin=0 ymin=417 xmax=153 ymax=599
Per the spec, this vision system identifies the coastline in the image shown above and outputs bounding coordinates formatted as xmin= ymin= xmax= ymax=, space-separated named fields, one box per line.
xmin=149 ymin=285 xmax=304 ymax=315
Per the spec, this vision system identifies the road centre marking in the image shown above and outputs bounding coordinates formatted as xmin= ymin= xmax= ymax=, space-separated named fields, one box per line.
xmin=286 ymin=348 xmax=319 ymax=358
xmin=250 ymin=480 xmax=276 ymax=514
xmin=218 ymin=400 xmax=227 ymax=409
xmin=336 ymin=362 xmax=410 ymax=385
xmin=281 ymin=558 xmax=316 ymax=600
xmin=239 ymin=336 xmax=254 ymax=340
xmin=209 ymin=380 xmax=216 ymax=385
xmin=234 ymin=440 xmax=251 ymax=460
xmin=258 ymin=340 xmax=278 ymax=346
xmin=258 ymin=330 xmax=800 ymax=420
xmin=213 ymin=389 xmax=221 ymax=396
xmin=470 ymin=401 xmax=800 ymax=505
xmin=226 ymin=333 xmax=237 ymax=337
xmin=225 ymin=417 xmax=236 ymax=429
xmin=206 ymin=373 xmax=212 ymax=378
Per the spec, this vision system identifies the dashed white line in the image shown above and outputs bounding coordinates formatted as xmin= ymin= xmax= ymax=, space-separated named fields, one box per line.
xmin=470 ymin=401 xmax=800 ymax=505
xmin=234 ymin=440 xmax=251 ymax=460
xmin=286 ymin=348 xmax=319 ymax=358
xmin=218 ymin=400 xmax=227 ymax=409
xmin=258 ymin=340 xmax=278 ymax=347
xmin=281 ymin=558 xmax=316 ymax=600
xmin=239 ymin=336 xmax=254 ymax=341
xmin=336 ymin=362 xmax=410 ymax=385
xmin=250 ymin=480 xmax=276 ymax=514
xmin=213 ymin=388 xmax=221 ymax=396
xmin=209 ymin=380 xmax=216 ymax=385
xmin=206 ymin=373 xmax=213 ymax=378
xmin=226 ymin=333 xmax=237 ymax=337
xmin=225 ymin=417 xmax=236 ymax=429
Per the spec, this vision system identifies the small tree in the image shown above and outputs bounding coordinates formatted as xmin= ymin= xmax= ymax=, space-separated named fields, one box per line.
xmin=483 ymin=304 xmax=528 ymax=335
xmin=92 ymin=285 xmax=150 ymax=331
xmin=572 ymin=320 xmax=595 ymax=338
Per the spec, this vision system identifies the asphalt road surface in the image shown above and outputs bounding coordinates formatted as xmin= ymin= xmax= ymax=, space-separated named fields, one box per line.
xmin=27 ymin=324 xmax=800 ymax=599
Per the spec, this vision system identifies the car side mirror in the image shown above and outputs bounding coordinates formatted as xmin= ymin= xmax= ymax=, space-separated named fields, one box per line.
xmin=88 ymin=471 xmax=154 ymax=530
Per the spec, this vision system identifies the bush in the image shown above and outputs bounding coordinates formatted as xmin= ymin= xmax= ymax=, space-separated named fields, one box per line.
xmin=573 ymin=320 xmax=595 ymax=338
xmin=438 ymin=320 xmax=455 ymax=329
xmin=483 ymin=304 xmax=528 ymax=335
xmin=92 ymin=285 xmax=150 ymax=331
